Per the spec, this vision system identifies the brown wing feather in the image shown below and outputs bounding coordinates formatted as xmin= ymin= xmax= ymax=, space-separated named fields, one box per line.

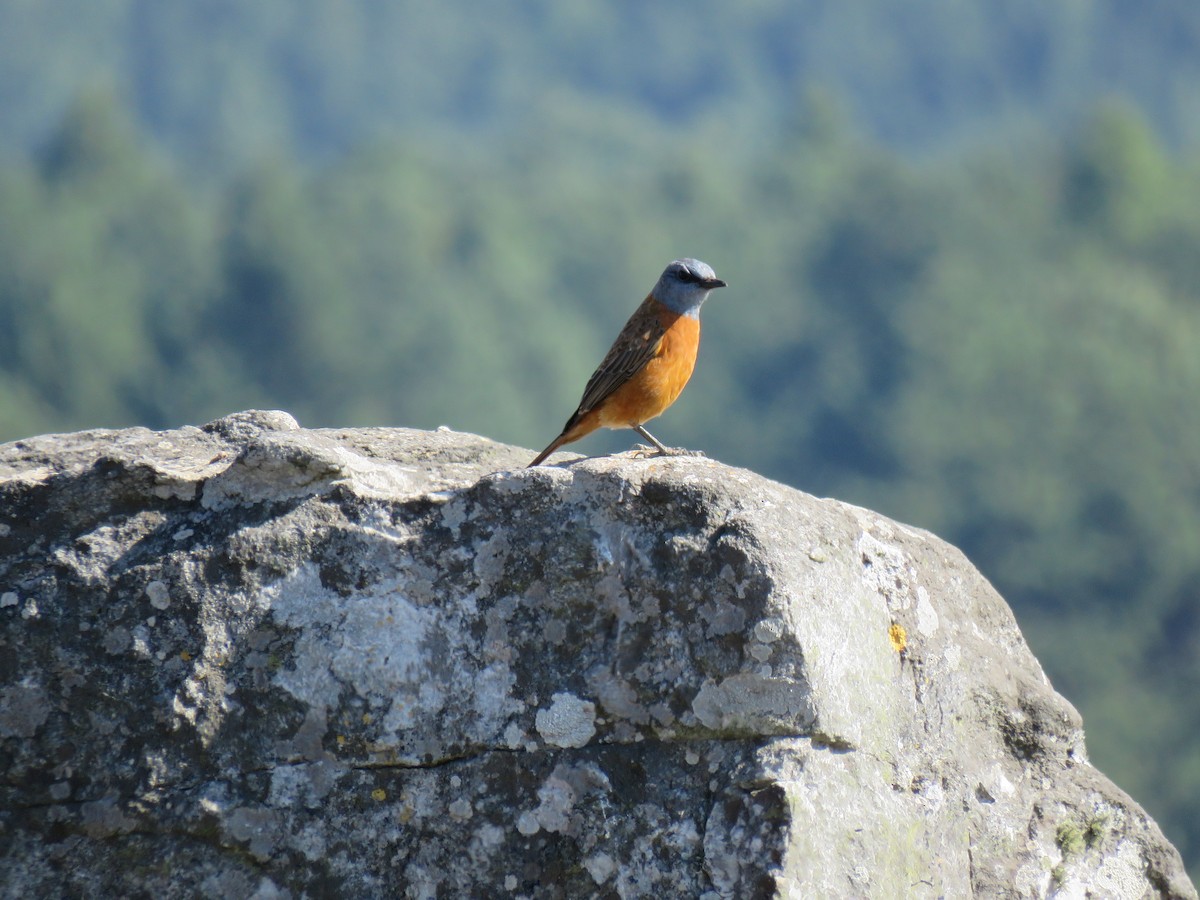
xmin=569 ymin=298 xmax=666 ymax=423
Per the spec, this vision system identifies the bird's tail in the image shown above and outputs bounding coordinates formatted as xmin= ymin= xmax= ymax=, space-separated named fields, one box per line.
xmin=528 ymin=410 xmax=600 ymax=467
xmin=528 ymin=434 xmax=569 ymax=467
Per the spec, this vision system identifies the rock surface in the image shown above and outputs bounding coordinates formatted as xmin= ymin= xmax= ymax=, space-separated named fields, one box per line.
xmin=0 ymin=410 xmax=1194 ymax=899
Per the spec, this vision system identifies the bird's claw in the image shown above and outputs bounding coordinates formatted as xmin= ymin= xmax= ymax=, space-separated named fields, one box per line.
xmin=628 ymin=444 xmax=705 ymax=459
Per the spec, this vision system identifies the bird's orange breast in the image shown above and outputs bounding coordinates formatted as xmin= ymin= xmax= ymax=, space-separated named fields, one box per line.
xmin=597 ymin=306 xmax=701 ymax=428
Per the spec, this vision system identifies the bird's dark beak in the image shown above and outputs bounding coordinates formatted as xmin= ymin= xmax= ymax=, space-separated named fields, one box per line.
xmin=706 ymin=278 xmax=727 ymax=289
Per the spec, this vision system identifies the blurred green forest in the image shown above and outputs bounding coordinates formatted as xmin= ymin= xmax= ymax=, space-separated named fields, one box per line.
xmin=1 ymin=0 xmax=1199 ymax=880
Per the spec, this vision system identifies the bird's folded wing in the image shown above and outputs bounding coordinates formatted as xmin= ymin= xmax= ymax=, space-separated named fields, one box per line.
xmin=574 ymin=300 xmax=666 ymax=416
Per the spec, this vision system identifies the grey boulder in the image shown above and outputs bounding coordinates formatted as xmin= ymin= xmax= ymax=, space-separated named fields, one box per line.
xmin=0 ymin=411 xmax=1194 ymax=898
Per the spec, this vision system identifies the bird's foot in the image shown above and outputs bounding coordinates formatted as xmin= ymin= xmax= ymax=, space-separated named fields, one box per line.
xmin=629 ymin=444 xmax=705 ymax=459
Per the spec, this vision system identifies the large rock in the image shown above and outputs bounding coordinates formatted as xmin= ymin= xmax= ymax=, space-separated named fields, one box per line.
xmin=0 ymin=411 xmax=1194 ymax=899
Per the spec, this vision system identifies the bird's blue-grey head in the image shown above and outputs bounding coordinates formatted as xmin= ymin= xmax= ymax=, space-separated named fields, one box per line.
xmin=652 ymin=258 xmax=727 ymax=317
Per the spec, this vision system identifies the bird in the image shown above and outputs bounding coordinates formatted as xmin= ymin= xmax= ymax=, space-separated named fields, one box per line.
xmin=528 ymin=258 xmax=726 ymax=467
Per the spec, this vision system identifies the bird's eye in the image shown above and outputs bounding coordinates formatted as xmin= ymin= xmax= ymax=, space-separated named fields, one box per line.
xmin=677 ymin=269 xmax=697 ymax=283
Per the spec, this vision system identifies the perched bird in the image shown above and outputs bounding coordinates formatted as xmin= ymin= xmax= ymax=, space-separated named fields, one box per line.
xmin=529 ymin=258 xmax=726 ymax=467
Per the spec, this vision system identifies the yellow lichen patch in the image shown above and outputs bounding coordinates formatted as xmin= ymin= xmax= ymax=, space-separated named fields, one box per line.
xmin=1057 ymin=820 xmax=1085 ymax=855
xmin=888 ymin=622 xmax=907 ymax=653
xmin=179 ymin=650 xmax=192 ymax=661
xmin=336 ymin=734 xmax=347 ymax=747
xmin=371 ymin=788 xmax=387 ymax=802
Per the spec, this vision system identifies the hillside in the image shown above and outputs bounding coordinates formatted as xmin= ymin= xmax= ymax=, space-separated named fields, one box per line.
xmin=0 ymin=0 xmax=1198 ymax=879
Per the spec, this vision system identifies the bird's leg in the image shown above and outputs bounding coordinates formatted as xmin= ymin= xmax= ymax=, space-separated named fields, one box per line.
xmin=633 ymin=425 xmax=670 ymax=455
xmin=630 ymin=425 xmax=705 ymax=459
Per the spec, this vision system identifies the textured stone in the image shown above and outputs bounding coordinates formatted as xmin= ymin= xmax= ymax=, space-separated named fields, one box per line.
xmin=0 ymin=411 xmax=1194 ymax=898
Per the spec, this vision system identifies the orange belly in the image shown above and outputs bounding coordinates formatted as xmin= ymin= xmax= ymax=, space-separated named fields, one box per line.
xmin=597 ymin=309 xmax=700 ymax=428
